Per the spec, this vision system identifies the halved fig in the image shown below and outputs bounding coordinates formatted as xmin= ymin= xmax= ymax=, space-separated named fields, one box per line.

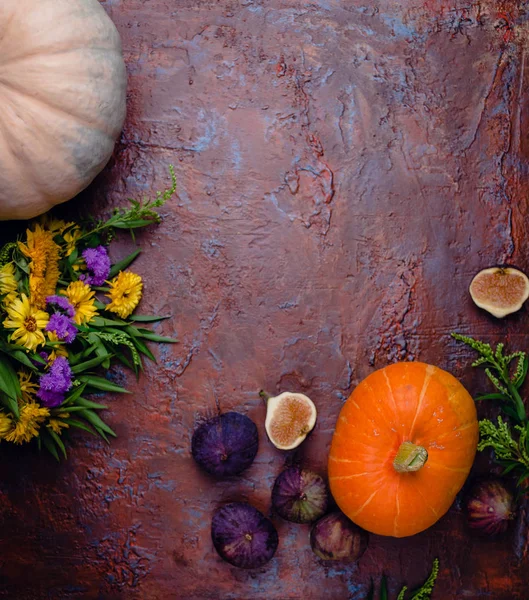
xmin=263 ymin=391 xmax=317 ymax=450
xmin=469 ymin=267 xmax=529 ymax=318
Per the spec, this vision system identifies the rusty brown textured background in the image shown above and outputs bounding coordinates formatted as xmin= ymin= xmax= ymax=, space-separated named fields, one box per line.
xmin=1 ymin=0 xmax=529 ymax=598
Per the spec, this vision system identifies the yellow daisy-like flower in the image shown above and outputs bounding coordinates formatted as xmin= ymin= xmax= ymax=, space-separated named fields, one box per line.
xmin=38 ymin=216 xmax=74 ymax=235
xmin=61 ymin=281 xmax=98 ymax=325
xmin=18 ymin=371 xmax=38 ymax=403
xmin=0 ymin=412 xmax=12 ymax=439
xmin=19 ymin=224 xmax=61 ymax=309
xmin=3 ymin=294 xmax=49 ymax=351
xmin=47 ymin=412 xmax=70 ymax=435
xmin=4 ymin=403 xmax=50 ymax=444
xmin=46 ymin=331 xmax=69 ymax=364
xmin=63 ymin=226 xmax=82 ymax=257
xmin=2 ymin=291 xmax=17 ymax=308
xmin=0 ymin=262 xmax=17 ymax=295
xmin=105 ymin=271 xmax=143 ymax=319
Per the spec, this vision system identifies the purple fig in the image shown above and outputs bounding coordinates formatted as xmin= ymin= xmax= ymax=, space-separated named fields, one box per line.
xmin=191 ymin=412 xmax=258 ymax=477
xmin=211 ymin=502 xmax=279 ymax=569
xmin=466 ymin=478 xmax=515 ymax=536
xmin=272 ymin=466 xmax=329 ymax=523
xmin=310 ymin=512 xmax=368 ymax=561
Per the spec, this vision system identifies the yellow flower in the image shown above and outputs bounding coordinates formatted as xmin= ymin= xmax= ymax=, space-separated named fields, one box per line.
xmin=105 ymin=271 xmax=143 ymax=319
xmin=38 ymin=216 xmax=74 ymax=234
xmin=4 ymin=403 xmax=50 ymax=444
xmin=47 ymin=412 xmax=70 ymax=435
xmin=0 ymin=412 xmax=12 ymax=439
xmin=63 ymin=226 xmax=82 ymax=257
xmin=3 ymin=294 xmax=49 ymax=351
xmin=0 ymin=262 xmax=17 ymax=295
xmin=18 ymin=371 xmax=38 ymax=403
xmin=46 ymin=331 xmax=69 ymax=364
xmin=2 ymin=291 xmax=17 ymax=308
xmin=19 ymin=224 xmax=60 ymax=309
xmin=61 ymin=281 xmax=98 ymax=325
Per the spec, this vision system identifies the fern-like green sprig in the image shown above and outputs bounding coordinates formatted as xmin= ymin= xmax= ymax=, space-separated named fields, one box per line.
xmin=368 ymin=559 xmax=439 ymax=600
xmin=452 ymin=333 xmax=527 ymax=423
xmin=0 ymin=242 xmax=17 ymax=268
xmin=78 ymin=165 xmax=177 ymax=242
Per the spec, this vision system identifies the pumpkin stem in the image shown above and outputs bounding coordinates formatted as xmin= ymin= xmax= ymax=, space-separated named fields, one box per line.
xmin=393 ymin=442 xmax=428 ymax=473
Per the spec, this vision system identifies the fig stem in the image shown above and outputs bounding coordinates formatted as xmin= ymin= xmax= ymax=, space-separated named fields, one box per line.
xmin=259 ymin=390 xmax=272 ymax=404
xmin=393 ymin=441 xmax=428 ymax=473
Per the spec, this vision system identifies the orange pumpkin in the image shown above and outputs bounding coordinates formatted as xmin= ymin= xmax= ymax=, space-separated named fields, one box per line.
xmin=0 ymin=0 xmax=127 ymax=220
xmin=328 ymin=362 xmax=478 ymax=537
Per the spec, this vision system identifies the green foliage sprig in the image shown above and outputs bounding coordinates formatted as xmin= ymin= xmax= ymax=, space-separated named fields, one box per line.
xmin=368 ymin=559 xmax=439 ymax=600
xmin=452 ymin=333 xmax=529 ymax=488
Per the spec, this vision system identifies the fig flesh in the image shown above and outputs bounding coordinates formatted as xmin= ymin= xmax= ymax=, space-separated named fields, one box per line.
xmin=191 ymin=412 xmax=258 ymax=477
xmin=211 ymin=502 xmax=279 ymax=568
xmin=272 ymin=466 xmax=329 ymax=523
xmin=469 ymin=267 xmax=529 ymax=318
xmin=264 ymin=391 xmax=317 ymax=450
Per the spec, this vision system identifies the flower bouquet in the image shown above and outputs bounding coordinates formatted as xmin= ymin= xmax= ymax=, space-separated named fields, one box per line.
xmin=0 ymin=168 xmax=177 ymax=459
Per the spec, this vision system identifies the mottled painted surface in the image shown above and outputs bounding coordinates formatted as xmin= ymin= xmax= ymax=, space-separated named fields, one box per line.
xmin=1 ymin=0 xmax=529 ymax=598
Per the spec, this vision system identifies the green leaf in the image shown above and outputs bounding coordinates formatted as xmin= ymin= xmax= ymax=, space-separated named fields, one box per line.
xmin=62 ymin=418 xmax=96 ymax=435
xmin=71 ymin=353 xmax=113 ymax=374
xmin=113 ymin=219 xmax=155 ymax=229
xmin=78 ymin=375 xmax=130 ymax=394
xmin=42 ymin=433 xmax=60 ymax=461
xmin=136 ymin=332 xmax=177 ymax=344
xmin=0 ymin=391 xmax=19 ymax=418
xmin=475 ymin=393 xmax=510 ymax=402
xmin=48 ymin=430 xmax=67 ymax=459
xmin=114 ymin=350 xmax=134 ymax=370
xmin=9 ymin=350 xmax=39 ymax=371
xmin=366 ymin=581 xmax=374 ymax=600
xmin=380 ymin=575 xmax=388 ymax=600
xmin=78 ymin=409 xmax=116 ymax=437
xmin=0 ymin=356 xmax=21 ymax=401
xmin=108 ymin=248 xmax=141 ymax=278
xmin=396 ymin=587 xmax=408 ymax=600
xmin=130 ymin=336 xmax=156 ymax=362
xmin=515 ymin=355 xmax=529 ymax=389
xmin=74 ymin=397 xmax=108 ymax=410
xmin=502 ymin=462 xmax=520 ymax=475
xmin=129 ymin=315 xmax=170 ymax=323
xmin=64 ymin=383 xmax=87 ymax=405
xmin=91 ymin=316 xmax=129 ymax=328
xmin=68 ymin=247 xmax=78 ymax=264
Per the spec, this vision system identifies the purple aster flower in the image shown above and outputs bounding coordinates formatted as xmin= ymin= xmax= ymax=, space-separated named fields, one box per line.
xmin=37 ymin=356 xmax=73 ymax=408
xmin=46 ymin=313 xmax=77 ymax=344
xmin=81 ymin=246 xmax=111 ymax=286
xmin=46 ymin=295 xmax=75 ymax=318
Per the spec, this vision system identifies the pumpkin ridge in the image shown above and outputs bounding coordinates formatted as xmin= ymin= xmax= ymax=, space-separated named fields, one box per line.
xmin=363 ymin=381 xmax=398 ymax=434
xmin=408 ymin=364 xmax=435 ymax=438
xmin=0 ymin=45 xmax=121 ymax=68
xmin=0 ymin=76 xmax=118 ymax=138
xmin=393 ymin=480 xmax=401 ymax=537
xmin=427 ymin=462 xmax=469 ymax=474
xmin=382 ymin=368 xmax=399 ymax=416
xmin=350 ymin=489 xmax=378 ymax=518
xmin=329 ymin=471 xmax=381 ymax=480
xmin=409 ymin=478 xmax=439 ymax=517
xmin=0 ymin=108 xmax=47 ymax=197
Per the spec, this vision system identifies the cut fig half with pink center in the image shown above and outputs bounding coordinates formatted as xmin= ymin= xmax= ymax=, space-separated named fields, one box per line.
xmin=263 ymin=391 xmax=317 ymax=450
xmin=470 ymin=267 xmax=529 ymax=318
